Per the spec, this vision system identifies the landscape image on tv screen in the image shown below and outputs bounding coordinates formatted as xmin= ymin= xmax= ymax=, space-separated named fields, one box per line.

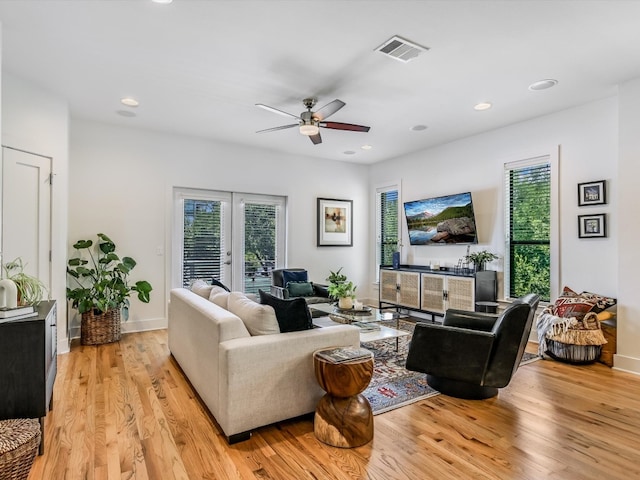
xmin=404 ymin=192 xmax=478 ymax=245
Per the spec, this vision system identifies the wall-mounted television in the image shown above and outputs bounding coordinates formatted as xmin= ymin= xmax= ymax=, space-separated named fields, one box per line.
xmin=404 ymin=191 xmax=478 ymax=245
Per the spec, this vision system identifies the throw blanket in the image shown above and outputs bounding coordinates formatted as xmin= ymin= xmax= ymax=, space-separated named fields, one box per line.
xmin=536 ymin=308 xmax=607 ymax=357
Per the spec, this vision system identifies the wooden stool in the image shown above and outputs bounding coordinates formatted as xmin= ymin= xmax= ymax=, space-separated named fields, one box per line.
xmin=313 ymin=347 xmax=374 ymax=448
xmin=0 ymin=418 xmax=41 ymax=480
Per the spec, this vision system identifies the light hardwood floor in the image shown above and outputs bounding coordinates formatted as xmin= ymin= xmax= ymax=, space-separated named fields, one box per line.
xmin=29 ymin=330 xmax=640 ymax=480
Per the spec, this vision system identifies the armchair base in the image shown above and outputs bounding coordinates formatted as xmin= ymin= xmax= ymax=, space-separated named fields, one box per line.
xmin=427 ymin=375 xmax=498 ymax=400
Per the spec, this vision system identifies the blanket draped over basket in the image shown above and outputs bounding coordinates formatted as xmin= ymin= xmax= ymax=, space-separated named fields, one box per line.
xmin=536 ymin=308 xmax=607 ymax=360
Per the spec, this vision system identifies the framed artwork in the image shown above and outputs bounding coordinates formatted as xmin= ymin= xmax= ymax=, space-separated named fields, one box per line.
xmin=578 ymin=180 xmax=606 ymax=206
xmin=317 ymin=198 xmax=353 ymax=246
xmin=578 ymin=213 xmax=606 ymax=238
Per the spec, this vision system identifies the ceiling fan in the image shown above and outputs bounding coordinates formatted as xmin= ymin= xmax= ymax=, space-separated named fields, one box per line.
xmin=255 ymin=98 xmax=370 ymax=145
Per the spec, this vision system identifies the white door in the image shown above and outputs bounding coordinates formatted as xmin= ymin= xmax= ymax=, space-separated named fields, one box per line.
xmin=173 ymin=188 xmax=286 ymax=292
xmin=1 ymin=146 xmax=52 ymax=291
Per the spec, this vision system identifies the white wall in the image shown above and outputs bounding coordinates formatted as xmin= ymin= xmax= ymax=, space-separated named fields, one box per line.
xmin=369 ymin=97 xmax=618 ymax=303
xmin=1 ymin=72 xmax=70 ymax=353
xmin=616 ymin=78 xmax=640 ymax=374
xmin=69 ymin=119 xmax=369 ymax=335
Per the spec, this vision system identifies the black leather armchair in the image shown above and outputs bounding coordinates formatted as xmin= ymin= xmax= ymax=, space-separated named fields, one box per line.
xmin=270 ymin=268 xmax=330 ymax=305
xmin=406 ymin=293 xmax=540 ymax=399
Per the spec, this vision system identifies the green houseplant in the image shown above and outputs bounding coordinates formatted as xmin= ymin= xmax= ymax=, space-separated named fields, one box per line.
xmin=67 ymin=233 xmax=152 ymax=345
xmin=466 ymin=249 xmax=499 ymax=271
xmin=2 ymin=257 xmax=47 ymax=306
xmin=326 ymin=267 xmax=357 ymax=309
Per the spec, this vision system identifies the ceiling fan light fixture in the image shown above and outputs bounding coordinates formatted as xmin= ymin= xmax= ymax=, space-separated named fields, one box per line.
xmin=299 ymin=124 xmax=319 ymax=136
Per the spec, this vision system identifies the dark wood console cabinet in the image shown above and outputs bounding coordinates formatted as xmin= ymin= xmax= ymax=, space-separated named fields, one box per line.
xmin=0 ymin=300 xmax=57 ymax=453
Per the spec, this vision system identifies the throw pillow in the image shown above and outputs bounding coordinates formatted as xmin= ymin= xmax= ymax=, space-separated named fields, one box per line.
xmin=552 ymin=286 xmax=596 ymax=319
xmin=579 ymin=291 xmax=617 ymax=313
xmin=191 ymin=279 xmax=214 ymax=299
xmin=287 ymin=281 xmax=314 ymax=297
xmin=258 ymin=289 xmax=313 ymax=333
xmin=209 ymin=286 xmax=230 ymax=309
xmin=227 ymin=292 xmax=279 ymax=336
xmin=211 ymin=278 xmax=231 ymax=292
xmin=282 ymin=269 xmax=308 ymax=286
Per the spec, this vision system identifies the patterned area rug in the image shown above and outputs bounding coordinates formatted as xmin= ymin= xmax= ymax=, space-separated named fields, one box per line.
xmin=362 ymin=320 xmax=542 ymax=414
xmin=363 ymin=320 xmax=439 ymax=415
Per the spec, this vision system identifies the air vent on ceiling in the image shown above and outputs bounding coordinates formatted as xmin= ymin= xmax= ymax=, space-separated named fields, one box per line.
xmin=375 ymin=35 xmax=429 ymax=63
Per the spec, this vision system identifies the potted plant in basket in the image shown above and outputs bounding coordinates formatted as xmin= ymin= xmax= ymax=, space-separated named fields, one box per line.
xmin=465 ymin=249 xmax=499 ymax=272
xmin=326 ymin=267 xmax=357 ymax=310
xmin=66 ymin=233 xmax=152 ymax=345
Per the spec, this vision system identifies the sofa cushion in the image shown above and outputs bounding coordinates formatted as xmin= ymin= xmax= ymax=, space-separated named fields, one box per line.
xmin=209 ymin=286 xmax=230 ymax=309
xmin=287 ymin=281 xmax=314 ymax=297
xmin=191 ymin=279 xmax=214 ymax=298
xmin=211 ymin=277 xmax=231 ymax=292
xmin=228 ymin=292 xmax=279 ymax=336
xmin=258 ymin=289 xmax=313 ymax=333
xmin=282 ymin=269 xmax=308 ymax=286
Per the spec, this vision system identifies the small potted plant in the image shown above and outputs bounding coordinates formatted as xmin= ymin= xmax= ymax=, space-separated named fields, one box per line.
xmin=66 ymin=233 xmax=152 ymax=345
xmin=326 ymin=267 xmax=357 ymax=309
xmin=2 ymin=257 xmax=47 ymax=306
xmin=465 ymin=249 xmax=499 ymax=271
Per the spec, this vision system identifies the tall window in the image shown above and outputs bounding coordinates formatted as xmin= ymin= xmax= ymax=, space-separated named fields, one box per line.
xmin=376 ymin=184 xmax=399 ymax=277
xmin=504 ymin=158 xmax=551 ymax=301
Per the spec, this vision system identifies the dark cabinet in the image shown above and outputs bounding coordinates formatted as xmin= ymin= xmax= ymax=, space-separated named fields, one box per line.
xmin=0 ymin=300 xmax=57 ymax=452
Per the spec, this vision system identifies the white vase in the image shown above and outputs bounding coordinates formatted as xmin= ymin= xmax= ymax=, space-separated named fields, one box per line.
xmin=338 ymin=297 xmax=353 ymax=310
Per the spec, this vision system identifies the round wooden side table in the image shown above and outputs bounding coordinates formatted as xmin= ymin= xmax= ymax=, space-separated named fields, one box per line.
xmin=313 ymin=347 xmax=374 ymax=448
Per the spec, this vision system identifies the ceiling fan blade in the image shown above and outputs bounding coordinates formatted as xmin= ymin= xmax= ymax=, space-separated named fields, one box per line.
xmin=319 ymin=121 xmax=371 ymax=132
xmin=255 ymin=103 xmax=300 ymax=120
xmin=256 ymin=124 xmax=298 ymax=134
xmin=313 ymin=99 xmax=345 ymax=121
xmin=309 ymin=132 xmax=322 ymax=145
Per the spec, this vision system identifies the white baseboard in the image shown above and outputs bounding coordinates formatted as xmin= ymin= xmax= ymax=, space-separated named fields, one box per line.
xmin=611 ymin=354 xmax=640 ymax=376
xmin=67 ymin=317 xmax=168 ymax=343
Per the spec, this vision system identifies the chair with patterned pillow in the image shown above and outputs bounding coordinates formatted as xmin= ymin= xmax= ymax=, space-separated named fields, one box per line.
xmin=270 ymin=268 xmax=331 ymax=305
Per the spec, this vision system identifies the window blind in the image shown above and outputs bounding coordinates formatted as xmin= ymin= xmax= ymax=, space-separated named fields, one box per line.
xmin=379 ymin=189 xmax=399 ymax=266
xmin=506 ymin=162 xmax=551 ymax=301
xmin=243 ymin=202 xmax=278 ymax=294
xmin=182 ymin=199 xmax=224 ymax=287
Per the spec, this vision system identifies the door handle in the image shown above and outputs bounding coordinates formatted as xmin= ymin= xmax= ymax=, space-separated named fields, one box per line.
xmin=224 ymin=261 xmax=231 ymax=265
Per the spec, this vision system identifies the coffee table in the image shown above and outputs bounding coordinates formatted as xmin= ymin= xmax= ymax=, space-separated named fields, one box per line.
xmin=310 ymin=303 xmax=410 ymax=350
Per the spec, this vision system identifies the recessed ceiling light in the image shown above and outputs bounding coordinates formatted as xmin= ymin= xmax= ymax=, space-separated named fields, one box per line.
xmin=410 ymin=124 xmax=428 ymax=131
xmin=361 ymin=145 xmax=372 ymax=150
xmin=474 ymin=102 xmax=492 ymax=111
xmin=343 ymin=150 xmax=356 ymax=155
xmin=529 ymin=79 xmax=558 ymax=91
xmin=120 ymin=97 xmax=139 ymax=107
xmin=152 ymin=0 xmax=173 ymax=4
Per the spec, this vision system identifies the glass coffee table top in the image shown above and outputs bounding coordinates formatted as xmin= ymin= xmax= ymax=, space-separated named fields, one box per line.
xmin=310 ymin=303 xmax=410 ymax=349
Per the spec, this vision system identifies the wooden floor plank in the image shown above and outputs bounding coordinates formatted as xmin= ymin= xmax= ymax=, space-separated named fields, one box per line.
xmin=28 ymin=330 xmax=640 ymax=480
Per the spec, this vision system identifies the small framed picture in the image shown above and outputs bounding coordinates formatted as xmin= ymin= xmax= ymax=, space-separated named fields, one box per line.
xmin=578 ymin=214 xmax=606 ymax=238
xmin=317 ymin=198 xmax=353 ymax=246
xmin=578 ymin=180 xmax=606 ymax=206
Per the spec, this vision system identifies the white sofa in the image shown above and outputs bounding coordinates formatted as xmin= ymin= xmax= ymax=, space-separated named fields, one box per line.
xmin=168 ymin=286 xmax=360 ymax=443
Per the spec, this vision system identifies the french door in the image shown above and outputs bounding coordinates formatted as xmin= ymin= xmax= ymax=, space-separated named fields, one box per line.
xmin=173 ymin=188 xmax=286 ymax=293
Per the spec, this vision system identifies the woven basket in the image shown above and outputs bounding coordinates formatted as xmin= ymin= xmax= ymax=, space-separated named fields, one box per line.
xmin=545 ymin=339 xmax=602 ymax=365
xmin=81 ymin=308 xmax=121 ymax=345
xmin=0 ymin=418 xmax=41 ymax=480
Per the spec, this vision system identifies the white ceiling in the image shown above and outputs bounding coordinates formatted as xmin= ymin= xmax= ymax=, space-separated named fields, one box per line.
xmin=1 ymin=0 xmax=639 ymax=164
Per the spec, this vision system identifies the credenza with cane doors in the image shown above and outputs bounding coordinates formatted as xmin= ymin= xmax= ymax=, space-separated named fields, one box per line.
xmin=379 ymin=266 xmax=486 ymax=318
